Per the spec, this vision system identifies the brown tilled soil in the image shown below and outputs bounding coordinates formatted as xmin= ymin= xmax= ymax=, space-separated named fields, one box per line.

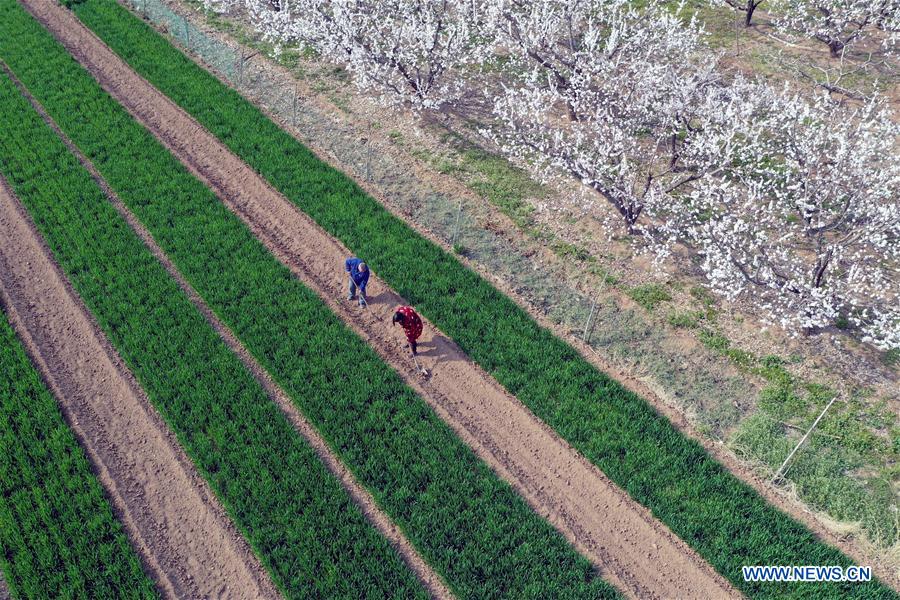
xmin=25 ymin=1 xmax=742 ymax=597
xmin=0 ymin=176 xmax=280 ymax=599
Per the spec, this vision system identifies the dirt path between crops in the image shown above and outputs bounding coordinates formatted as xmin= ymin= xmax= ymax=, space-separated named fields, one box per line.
xmin=24 ymin=2 xmax=742 ymax=598
xmin=0 ymin=175 xmax=281 ymax=599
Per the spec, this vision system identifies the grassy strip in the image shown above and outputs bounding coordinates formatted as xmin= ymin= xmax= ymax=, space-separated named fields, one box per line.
xmin=0 ymin=309 xmax=157 ymax=598
xmin=0 ymin=45 xmax=426 ymax=600
xmin=69 ymin=2 xmax=900 ymax=597
xmin=0 ymin=4 xmax=617 ymax=598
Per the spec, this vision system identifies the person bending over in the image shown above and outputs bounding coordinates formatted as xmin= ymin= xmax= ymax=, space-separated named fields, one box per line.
xmin=392 ymin=305 xmax=423 ymax=355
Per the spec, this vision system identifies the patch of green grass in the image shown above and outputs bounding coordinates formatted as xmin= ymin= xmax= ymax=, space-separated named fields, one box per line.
xmin=697 ymin=328 xmax=755 ymax=367
xmin=408 ymin=147 xmax=431 ymax=162
xmin=0 ymin=312 xmax=157 ymax=599
xmin=587 ymin=263 xmax=620 ymax=285
xmin=757 ymin=379 xmax=809 ymax=421
xmin=732 ymin=348 xmax=899 ymax=551
xmin=431 ymin=133 xmax=546 ymax=229
xmin=731 ymin=412 xmax=899 ymax=552
xmin=882 ymin=348 xmax=900 ymax=368
xmin=549 ymin=239 xmax=591 ymax=262
xmin=626 ymin=283 xmax=672 ymax=312
xmin=327 ymin=92 xmax=351 ymax=114
xmin=435 ymin=158 xmax=458 ymax=174
xmin=668 ymin=310 xmax=705 ymax=329
xmin=72 ymin=2 xmax=900 ymax=595
xmin=755 ymin=355 xmax=794 ymax=385
xmin=690 ymin=285 xmax=714 ymax=303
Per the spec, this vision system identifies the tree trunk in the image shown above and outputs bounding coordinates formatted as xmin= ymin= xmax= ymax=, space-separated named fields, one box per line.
xmin=624 ymin=205 xmax=641 ymax=234
xmin=829 ymin=40 xmax=844 ymax=58
xmin=566 ymin=100 xmax=578 ymax=123
xmin=589 ymin=183 xmax=641 ymax=233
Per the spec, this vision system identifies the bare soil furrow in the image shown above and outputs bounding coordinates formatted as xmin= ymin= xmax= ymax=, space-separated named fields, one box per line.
xmin=0 ymin=560 xmax=10 ymax=600
xmin=25 ymin=1 xmax=740 ymax=597
xmin=0 ymin=174 xmax=280 ymax=600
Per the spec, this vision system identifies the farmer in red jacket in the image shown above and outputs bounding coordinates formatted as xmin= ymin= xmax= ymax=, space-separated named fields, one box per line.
xmin=392 ymin=305 xmax=423 ymax=356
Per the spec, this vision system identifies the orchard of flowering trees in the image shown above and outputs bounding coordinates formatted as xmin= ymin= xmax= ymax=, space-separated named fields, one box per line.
xmin=207 ymin=0 xmax=900 ymax=350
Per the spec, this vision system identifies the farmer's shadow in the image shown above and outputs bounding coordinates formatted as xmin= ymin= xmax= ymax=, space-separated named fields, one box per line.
xmin=363 ymin=290 xmax=394 ymax=305
xmin=414 ymin=334 xmax=454 ymax=367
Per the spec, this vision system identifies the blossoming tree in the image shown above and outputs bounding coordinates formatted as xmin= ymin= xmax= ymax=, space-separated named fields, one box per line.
xmin=773 ymin=0 xmax=900 ymax=57
xmin=483 ymin=0 xmax=723 ymax=232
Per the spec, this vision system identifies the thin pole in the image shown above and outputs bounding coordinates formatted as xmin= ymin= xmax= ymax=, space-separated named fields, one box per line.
xmin=292 ymin=87 xmax=298 ymax=127
xmin=451 ymin=199 xmax=463 ymax=246
xmin=365 ymin=124 xmax=372 ymax=182
xmin=237 ymin=51 xmax=258 ymax=88
xmin=583 ymin=297 xmax=597 ymax=343
xmin=184 ymin=16 xmax=190 ymax=51
xmin=772 ymin=395 xmax=839 ymax=483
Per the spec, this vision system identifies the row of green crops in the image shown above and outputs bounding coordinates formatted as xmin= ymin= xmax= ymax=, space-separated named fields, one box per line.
xmin=67 ymin=1 xmax=899 ymax=597
xmin=0 ymin=307 xmax=157 ymax=598
xmin=0 ymin=3 xmax=618 ymax=598
xmin=0 ymin=52 xmax=426 ymax=600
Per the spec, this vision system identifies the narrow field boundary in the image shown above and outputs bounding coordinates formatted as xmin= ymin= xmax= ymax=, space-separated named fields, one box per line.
xmin=0 ymin=174 xmax=279 ymax=600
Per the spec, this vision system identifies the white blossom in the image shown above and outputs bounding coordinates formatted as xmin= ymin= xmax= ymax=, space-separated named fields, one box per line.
xmin=209 ymin=0 xmax=488 ymax=110
xmin=670 ymin=90 xmax=900 ymax=348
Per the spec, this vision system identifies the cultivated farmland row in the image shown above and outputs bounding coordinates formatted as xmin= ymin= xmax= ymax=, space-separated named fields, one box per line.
xmin=0 ymin=1 xmax=617 ymax=597
xmin=22 ymin=0 xmax=743 ymax=597
xmin=61 ymin=0 xmax=898 ymax=598
xmin=0 ymin=285 xmax=155 ymax=598
xmin=0 ymin=171 xmax=278 ymax=598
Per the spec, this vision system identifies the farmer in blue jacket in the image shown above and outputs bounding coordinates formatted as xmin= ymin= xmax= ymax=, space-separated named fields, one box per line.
xmin=345 ymin=257 xmax=369 ymax=307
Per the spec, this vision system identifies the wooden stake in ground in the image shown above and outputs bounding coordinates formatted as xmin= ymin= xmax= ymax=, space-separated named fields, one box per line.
xmin=772 ymin=394 xmax=839 ymax=483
